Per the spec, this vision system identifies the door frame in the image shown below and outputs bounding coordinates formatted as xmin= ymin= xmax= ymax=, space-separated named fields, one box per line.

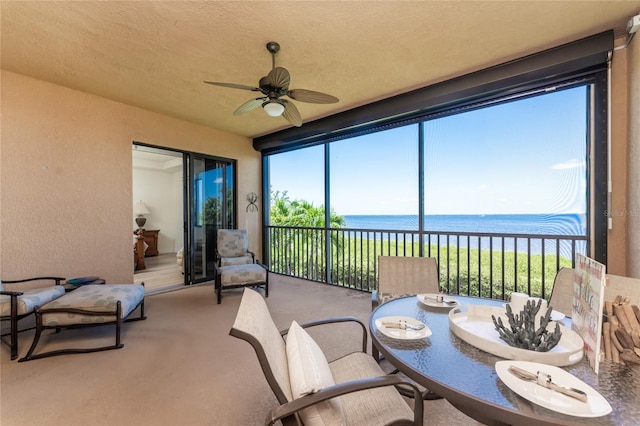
xmin=133 ymin=141 xmax=236 ymax=286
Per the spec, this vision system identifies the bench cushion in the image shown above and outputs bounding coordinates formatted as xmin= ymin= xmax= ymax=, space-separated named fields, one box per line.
xmin=0 ymin=286 xmax=66 ymax=316
xmin=286 ymin=321 xmax=346 ymax=426
xmin=40 ymin=284 xmax=144 ymax=326
xmin=219 ymin=264 xmax=266 ymax=286
xmin=329 ymin=352 xmax=414 ymax=425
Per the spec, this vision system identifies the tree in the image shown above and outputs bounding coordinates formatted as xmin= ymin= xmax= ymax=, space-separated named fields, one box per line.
xmin=270 ymin=190 xmax=345 ymax=228
xmin=269 ymin=190 xmax=345 ymax=278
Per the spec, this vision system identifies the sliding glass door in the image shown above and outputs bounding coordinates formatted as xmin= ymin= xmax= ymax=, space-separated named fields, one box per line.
xmin=187 ymin=154 xmax=236 ymax=283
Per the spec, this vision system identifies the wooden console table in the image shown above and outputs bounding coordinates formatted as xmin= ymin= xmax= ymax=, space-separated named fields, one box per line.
xmin=134 ymin=229 xmax=159 ymax=257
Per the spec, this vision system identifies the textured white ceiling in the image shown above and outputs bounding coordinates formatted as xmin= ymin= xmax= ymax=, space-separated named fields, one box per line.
xmin=2 ymin=1 xmax=638 ymax=139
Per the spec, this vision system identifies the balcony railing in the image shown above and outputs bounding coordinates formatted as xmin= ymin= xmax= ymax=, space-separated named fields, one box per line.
xmin=266 ymin=225 xmax=588 ymax=300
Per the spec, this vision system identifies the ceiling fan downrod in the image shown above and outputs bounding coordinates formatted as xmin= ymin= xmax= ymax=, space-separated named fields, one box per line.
xmin=266 ymin=41 xmax=280 ymax=70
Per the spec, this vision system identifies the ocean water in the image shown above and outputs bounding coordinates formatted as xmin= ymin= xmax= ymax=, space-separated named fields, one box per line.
xmin=341 ymin=214 xmax=586 ymax=256
xmin=343 ymin=214 xmax=586 ymax=236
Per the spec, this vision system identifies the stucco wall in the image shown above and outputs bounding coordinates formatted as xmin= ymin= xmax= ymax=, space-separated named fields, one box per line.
xmin=0 ymin=70 xmax=261 ymax=283
xmin=628 ymin=34 xmax=640 ymax=277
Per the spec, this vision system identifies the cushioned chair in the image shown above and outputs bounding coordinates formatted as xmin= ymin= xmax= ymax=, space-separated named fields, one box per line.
xmin=0 ymin=277 xmax=66 ymax=360
xmin=372 ymin=256 xmax=442 ymax=400
xmin=214 ymin=229 xmax=268 ymax=304
xmin=549 ymin=267 xmax=577 ymax=318
xmin=230 ymin=288 xmax=424 ymax=426
xmin=372 ymin=256 xmax=440 ymax=311
xmin=216 ymin=229 xmax=255 ymax=266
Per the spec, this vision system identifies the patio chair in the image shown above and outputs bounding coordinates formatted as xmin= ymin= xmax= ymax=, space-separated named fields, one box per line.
xmin=230 ymin=288 xmax=424 ymax=426
xmin=373 ymin=256 xmax=440 ymax=311
xmin=549 ymin=267 xmax=577 ymax=317
xmin=0 ymin=276 xmax=66 ymax=360
xmin=372 ymin=256 xmax=442 ymax=400
xmin=214 ymin=229 xmax=268 ymax=303
xmin=216 ymin=229 xmax=255 ymax=266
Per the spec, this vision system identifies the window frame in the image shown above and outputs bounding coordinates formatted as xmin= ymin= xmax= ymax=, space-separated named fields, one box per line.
xmin=260 ymin=31 xmax=612 ymax=265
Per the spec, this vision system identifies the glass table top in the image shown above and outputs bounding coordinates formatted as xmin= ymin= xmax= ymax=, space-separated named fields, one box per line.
xmin=370 ymin=295 xmax=639 ymax=426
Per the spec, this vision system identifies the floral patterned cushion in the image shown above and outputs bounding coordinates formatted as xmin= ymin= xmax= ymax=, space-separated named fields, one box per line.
xmin=219 ymin=264 xmax=266 ymax=286
xmin=220 ymin=255 xmax=253 ymax=267
xmin=40 ymin=284 xmax=144 ymax=326
xmin=0 ymin=286 xmax=66 ymax=316
xmin=217 ymin=229 xmax=249 ymax=258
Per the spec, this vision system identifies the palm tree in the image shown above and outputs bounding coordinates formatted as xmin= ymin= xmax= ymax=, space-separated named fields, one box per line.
xmin=269 ymin=190 xmax=345 ymax=277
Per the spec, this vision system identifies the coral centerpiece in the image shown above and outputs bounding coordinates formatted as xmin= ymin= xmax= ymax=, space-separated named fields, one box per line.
xmin=492 ymin=299 xmax=562 ymax=352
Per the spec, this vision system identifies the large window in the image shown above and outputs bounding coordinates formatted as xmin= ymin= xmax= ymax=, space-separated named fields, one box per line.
xmin=261 ymin=32 xmax=610 ymax=294
xmin=265 ymin=82 xmax=594 ymax=296
xmin=330 ymin=125 xmax=419 ymax=229
xmin=268 ymin=86 xmax=588 ymax=238
xmin=423 ymin=86 xmax=587 ymax=235
xmin=268 ymin=145 xmax=325 ymax=225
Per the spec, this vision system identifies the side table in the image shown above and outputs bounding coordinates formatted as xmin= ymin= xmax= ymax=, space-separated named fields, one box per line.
xmin=134 ymin=229 xmax=160 ymax=257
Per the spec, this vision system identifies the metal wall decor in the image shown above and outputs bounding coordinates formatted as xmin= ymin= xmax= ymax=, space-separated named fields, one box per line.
xmin=246 ymin=192 xmax=258 ymax=212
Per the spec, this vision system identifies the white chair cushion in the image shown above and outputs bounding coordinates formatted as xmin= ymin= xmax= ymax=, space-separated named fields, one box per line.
xmin=286 ymin=320 xmax=346 ymax=426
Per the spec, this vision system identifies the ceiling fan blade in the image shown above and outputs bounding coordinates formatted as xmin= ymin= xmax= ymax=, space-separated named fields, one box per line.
xmin=203 ymin=81 xmax=261 ymax=92
xmin=287 ymin=89 xmax=339 ymax=104
xmin=281 ymin=100 xmax=302 ymax=127
xmin=233 ymin=98 xmax=266 ymax=115
xmin=267 ymin=67 xmax=291 ymax=89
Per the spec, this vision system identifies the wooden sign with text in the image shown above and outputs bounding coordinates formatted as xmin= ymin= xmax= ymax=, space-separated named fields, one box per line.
xmin=572 ymin=254 xmax=606 ymax=374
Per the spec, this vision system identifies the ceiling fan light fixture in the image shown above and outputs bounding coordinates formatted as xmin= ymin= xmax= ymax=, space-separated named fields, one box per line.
xmin=262 ymin=101 xmax=285 ymax=117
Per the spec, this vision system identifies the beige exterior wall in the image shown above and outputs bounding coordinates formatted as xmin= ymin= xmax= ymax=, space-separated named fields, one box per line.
xmin=0 ymin=71 xmax=261 ymax=283
xmin=628 ymin=34 xmax=640 ymax=278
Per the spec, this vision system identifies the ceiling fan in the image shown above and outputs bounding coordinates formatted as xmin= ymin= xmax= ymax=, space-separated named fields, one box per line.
xmin=204 ymin=41 xmax=339 ymax=127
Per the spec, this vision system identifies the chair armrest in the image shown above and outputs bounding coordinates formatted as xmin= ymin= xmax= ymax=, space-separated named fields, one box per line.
xmin=3 ymin=276 xmax=65 ymax=286
xmin=280 ymin=317 xmax=367 ymax=353
xmin=372 ymin=290 xmax=380 ymax=310
xmin=247 ymin=250 xmax=256 ymax=262
xmin=265 ymin=374 xmax=424 ymax=426
xmin=0 ymin=290 xmax=24 ymax=297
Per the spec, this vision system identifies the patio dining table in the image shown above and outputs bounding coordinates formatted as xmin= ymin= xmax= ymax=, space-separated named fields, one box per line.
xmin=370 ymin=295 xmax=640 ymax=426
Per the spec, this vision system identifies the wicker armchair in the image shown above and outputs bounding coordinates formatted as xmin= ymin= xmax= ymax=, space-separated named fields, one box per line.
xmin=230 ymin=288 xmax=423 ymax=426
xmin=0 ymin=276 xmax=66 ymax=360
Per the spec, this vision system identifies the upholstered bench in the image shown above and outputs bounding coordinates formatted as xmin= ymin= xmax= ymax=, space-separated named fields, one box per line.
xmin=215 ymin=263 xmax=268 ymax=304
xmin=19 ymin=284 xmax=146 ymax=361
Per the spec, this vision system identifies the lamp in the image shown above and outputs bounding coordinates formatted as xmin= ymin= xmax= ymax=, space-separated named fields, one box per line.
xmin=262 ymin=100 xmax=285 ymax=117
xmin=134 ymin=200 xmax=150 ymax=230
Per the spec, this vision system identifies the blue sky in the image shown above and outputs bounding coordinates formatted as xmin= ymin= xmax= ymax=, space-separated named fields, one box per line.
xmin=269 ymin=86 xmax=588 ymax=216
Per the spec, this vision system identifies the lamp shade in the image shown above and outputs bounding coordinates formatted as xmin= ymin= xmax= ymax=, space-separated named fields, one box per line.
xmin=263 ymin=101 xmax=285 ymax=117
xmin=134 ymin=201 xmax=150 ymax=216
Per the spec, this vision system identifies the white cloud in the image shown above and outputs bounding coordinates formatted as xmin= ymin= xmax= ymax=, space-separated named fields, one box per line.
xmin=552 ymin=159 xmax=585 ymax=170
